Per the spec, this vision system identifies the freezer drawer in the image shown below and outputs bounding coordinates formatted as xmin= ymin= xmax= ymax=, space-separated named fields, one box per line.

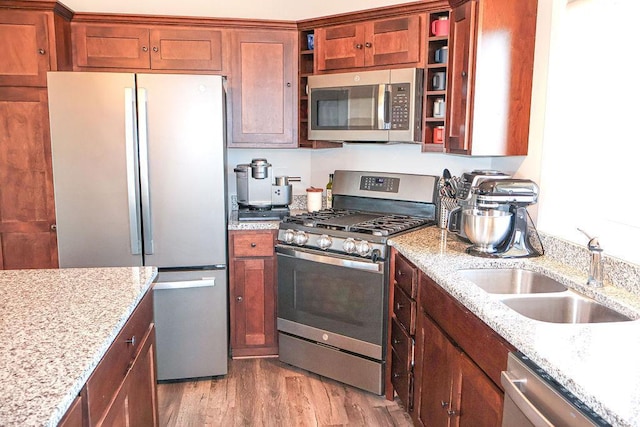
xmin=153 ymin=269 xmax=228 ymax=380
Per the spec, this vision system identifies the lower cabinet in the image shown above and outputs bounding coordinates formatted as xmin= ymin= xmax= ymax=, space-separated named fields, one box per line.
xmin=388 ymin=248 xmax=513 ymax=426
xmin=82 ymin=289 xmax=158 ymax=427
xmin=228 ymin=229 xmax=278 ymax=357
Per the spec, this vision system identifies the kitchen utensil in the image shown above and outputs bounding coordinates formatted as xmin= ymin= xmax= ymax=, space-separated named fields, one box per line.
xmin=463 ymin=208 xmax=513 ymax=253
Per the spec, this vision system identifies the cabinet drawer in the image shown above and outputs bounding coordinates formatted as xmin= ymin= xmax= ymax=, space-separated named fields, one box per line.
xmin=395 ymin=253 xmax=418 ymax=298
xmin=85 ymin=289 xmax=153 ymax=424
xmin=391 ymin=317 xmax=413 ymax=368
xmin=232 ymin=232 xmax=274 ymax=257
xmin=393 ymin=284 xmax=416 ymax=336
xmin=391 ymin=348 xmax=413 ymax=411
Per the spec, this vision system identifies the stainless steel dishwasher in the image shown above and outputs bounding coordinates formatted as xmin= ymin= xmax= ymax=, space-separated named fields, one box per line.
xmin=501 ymin=352 xmax=611 ymax=426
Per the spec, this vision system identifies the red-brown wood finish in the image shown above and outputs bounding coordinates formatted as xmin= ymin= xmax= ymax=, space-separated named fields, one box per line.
xmin=445 ymin=0 xmax=538 ymax=155
xmin=58 ymin=396 xmax=83 ymax=427
xmin=228 ymin=230 xmax=278 ymax=358
xmin=72 ymin=24 xmax=151 ymax=69
xmin=0 ymin=87 xmax=58 ymax=269
xmin=227 ymin=30 xmax=297 ymax=148
xmin=149 ymin=28 xmax=224 ymax=71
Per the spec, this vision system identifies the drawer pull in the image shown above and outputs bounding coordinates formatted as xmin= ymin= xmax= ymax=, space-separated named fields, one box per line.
xmin=393 ymin=372 xmax=402 ymax=378
xmin=396 ymin=302 xmax=404 ymax=310
xmin=125 ymin=336 xmax=136 ymax=346
xmin=392 ymin=338 xmax=401 ymax=345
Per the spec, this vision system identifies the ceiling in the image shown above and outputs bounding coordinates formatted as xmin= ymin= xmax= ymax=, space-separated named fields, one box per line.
xmin=60 ymin=0 xmax=421 ymax=21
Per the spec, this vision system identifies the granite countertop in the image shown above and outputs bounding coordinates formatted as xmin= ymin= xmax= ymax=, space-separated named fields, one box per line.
xmin=228 ymin=209 xmax=306 ymax=230
xmin=388 ymin=227 xmax=640 ymax=427
xmin=0 ymin=266 xmax=157 ymax=427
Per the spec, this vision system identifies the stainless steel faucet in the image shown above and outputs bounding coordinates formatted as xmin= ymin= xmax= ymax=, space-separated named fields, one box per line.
xmin=577 ymin=228 xmax=604 ymax=287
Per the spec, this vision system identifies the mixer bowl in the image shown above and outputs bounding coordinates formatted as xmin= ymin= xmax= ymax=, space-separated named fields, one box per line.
xmin=462 ymin=209 xmax=512 ymax=252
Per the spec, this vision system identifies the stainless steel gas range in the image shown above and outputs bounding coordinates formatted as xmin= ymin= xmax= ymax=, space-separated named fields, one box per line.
xmin=276 ymin=170 xmax=438 ymax=395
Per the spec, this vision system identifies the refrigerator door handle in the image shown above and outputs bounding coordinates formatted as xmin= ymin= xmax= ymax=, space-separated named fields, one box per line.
xmin=124 ymin=87 xmax=142 ymax=255
xmin=137 ymin=87 xmax=154 ymax=255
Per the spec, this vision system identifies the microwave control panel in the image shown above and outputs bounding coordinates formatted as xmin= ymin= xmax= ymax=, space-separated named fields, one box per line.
xmin=389 ymin=83 xmax=411 ymax=130
xmin=360 ymin=176 xmax=400 ymax=193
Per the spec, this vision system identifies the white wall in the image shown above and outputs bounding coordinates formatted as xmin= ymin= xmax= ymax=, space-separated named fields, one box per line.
xmin=59 ymin=0 xmax=419 ymax=20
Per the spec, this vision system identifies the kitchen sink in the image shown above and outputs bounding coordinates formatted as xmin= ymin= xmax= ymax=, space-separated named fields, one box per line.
xmin=457 ymin=268 xmax=567 ymax=294
xmin=500 ymin=294 xmax=633 ymax=323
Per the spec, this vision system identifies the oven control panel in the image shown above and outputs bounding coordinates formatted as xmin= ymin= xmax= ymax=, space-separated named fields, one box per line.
xmin=360 ymin=176 xmax=400 ymax=193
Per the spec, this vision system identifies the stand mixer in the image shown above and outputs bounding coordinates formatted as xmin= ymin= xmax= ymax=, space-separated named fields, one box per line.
xmin=462 ymin=179 xmax=544 ymax=258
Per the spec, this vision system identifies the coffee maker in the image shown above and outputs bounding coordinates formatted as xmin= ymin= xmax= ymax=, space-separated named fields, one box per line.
xmin=234 ymin=158 xmax=300 ymax=221
xmin=462 ymin=178 xmax=544 ymax=258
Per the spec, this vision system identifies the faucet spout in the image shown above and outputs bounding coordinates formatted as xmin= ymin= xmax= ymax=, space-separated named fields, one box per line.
xmin=577 ymin=228 xmax=604 ymax=287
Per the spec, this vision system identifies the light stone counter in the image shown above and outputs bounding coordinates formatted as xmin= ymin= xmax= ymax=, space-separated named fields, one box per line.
xmin=388 ymin=227 xmax=640 ymax=427
xmin=0 ymin=266 xmax=157 ymax=427
xmin=228 ymin=208 xmax=306 ymax=231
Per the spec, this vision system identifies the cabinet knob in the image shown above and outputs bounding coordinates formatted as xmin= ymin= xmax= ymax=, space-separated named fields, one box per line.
xmin=355 ymin=43 xmax=363 ymax=49
xmin=38 ymin=48 xmax=46 ymax=55
xmin=153 ymin=46 xmax=159 ymax=52
xmin=365 ymin=42 xmax=372 ymax=48
xmin=447 ymin=410 xmax=458 ymax=417
xmin=396 ymin=302 xmax=404 ymax=310
xmin=286 ymin=82 xmax=291 ymax=87
xmin=397 ymin=270 xmax=404 ymax=277
xmin=441 ymin=400 xmax=449 ymax=408
xmin=236 ymin=296 xmax=243 ymax=302
xmin=50 ymin=224 xmax=57 ymax=232
xmin=392 ymin=338 xmax=401 ymax=345
xmin=461 ymin=71 xmax=467 ymax=77
xmin=393 ymin=372 xmax=402 ymax=378
xmin=142 ymin=46 xmax=148 ymax=52
xmin=250 ymin=242 xmax=257 ymax=247
xmin=125 ymin=336 xmax=136 ymax=346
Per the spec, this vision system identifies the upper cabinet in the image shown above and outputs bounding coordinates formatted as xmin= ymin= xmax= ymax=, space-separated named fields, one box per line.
xmin=315 ymin=15 xmax=425 ymax=72
xmin=0 ymin=6 xmax=72 ymax=87
xmin=227 ymin=29 xmax=298 ymax=148
xmin=444 ymin=0 xmax=538 ymax=156
xmin=72 ymin=23 xmax=225 ymax=72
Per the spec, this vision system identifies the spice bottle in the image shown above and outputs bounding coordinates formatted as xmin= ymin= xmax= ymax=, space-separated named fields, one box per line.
xmin=326 ymin=173 xmax=334 ymax=209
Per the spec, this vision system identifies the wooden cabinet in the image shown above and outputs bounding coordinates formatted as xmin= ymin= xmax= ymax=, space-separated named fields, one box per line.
xmin=83 ymin=289 xmax=158 ymax=426
xmin=387 ymin=252 xmax=419 ymax=409
xmin=315 ymin=15 xmax=424 ymax=71
xmin=444 ymin=0 xmax=537 ymax=155
xmin=0 ymin=6 xmax=72 ymax=87
xmin=58 ymin=396 xmax=83 ymax=427
xmin=72 ymin=23 xmax=225 ymax=72
xmin=388 ymin=250 xmax=514 ymax=426
xmin=227 ymin=30 xmax=297 ymax=148
xmin=228 ymin=229 xmax=278 ymax=357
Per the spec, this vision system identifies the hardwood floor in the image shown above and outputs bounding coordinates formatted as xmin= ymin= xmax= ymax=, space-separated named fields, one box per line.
xmin=157 ymin=357 xmax=413 ymax=426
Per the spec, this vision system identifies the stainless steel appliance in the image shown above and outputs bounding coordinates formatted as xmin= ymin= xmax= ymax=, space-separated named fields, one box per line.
xmin=463 ymin=179 xmax=544 ymax=258
xmin=308 ymin=68 xmax=424 ymax=142
xmin=47 ymin=72 xmax=228 ymax=379
xmin=502 ymin=352 xmax=611 ymax=426
xmin=448 ymin=169 xmax=511 ymax=240
xmin=234 ymin=158 xmax=300 ymax=221
xmin=276 ymin=170 xmax=438 ymax=395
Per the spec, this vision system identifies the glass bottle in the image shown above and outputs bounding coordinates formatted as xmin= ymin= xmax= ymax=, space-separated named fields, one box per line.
xmin=326 ymin=173 xmax=334 ymax=209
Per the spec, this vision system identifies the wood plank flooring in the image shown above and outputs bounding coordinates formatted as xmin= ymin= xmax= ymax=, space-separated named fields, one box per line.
xmin=157 ymin=357 xmax=413 ymax=426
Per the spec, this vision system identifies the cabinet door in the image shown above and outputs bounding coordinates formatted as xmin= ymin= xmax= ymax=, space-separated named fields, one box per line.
xmin=365 ymin=15 xmax=422 ymax=67
xmin=149 ymin=28 xmax=224 ymax=71
xmin=0 ymin=87 xmax=58 ymax=269
xmin=415 ymin=312 xmax=454 ymax=427
xmin=445 ymin=1 xmax=476 ymax=154
xmin=455 ymin=352 xmax=503 ymax=427
xmin=315 ymin=23 xmax=365 ymax=71
xmin=0 ymin=10 xmax=50 ymax=87
xmin=73 ymin=24 xmax=151 ymax=69
xmin=228 ymin=30 xmax=297 ymax=147
xmin=230 ymin=257 xmax=277 ymax=356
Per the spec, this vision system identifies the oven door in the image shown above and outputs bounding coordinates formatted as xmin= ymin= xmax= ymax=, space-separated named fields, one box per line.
xmin=276 ymin=245 xmax=386 ymax=360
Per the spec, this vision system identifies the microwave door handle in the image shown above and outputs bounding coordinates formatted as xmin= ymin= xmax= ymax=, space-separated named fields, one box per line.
xmin=377 ymin=84 xmax=388 ymax=130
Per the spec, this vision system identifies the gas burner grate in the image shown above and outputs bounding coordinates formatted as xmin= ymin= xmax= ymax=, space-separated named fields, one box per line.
xmin=349 ymin=214 xmax=433 ymax=236
xmin=282 ymin=209 xmax=359 ymax=228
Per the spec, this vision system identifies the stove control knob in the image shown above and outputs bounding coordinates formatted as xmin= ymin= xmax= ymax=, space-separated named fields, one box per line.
xmin=317 ymin=234 xmax=333 ymax=250
xmin=283 ymin=229 xmax=296 ymax=244
xmin=293 ymin=230 xmax=309 ymax=246
xmin=356 ymin=240 xmax=373 ymax=257
xmin=343 ymin=238 xmax=357 ymax=254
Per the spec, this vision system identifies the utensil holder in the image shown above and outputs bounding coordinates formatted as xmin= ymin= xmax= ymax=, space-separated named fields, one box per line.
xmin=438 ymin=196 xmax=458 ymax=229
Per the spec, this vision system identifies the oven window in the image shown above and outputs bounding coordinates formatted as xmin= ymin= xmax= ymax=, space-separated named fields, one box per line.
xmin=277 ymin=252 xmax=385 ymax=346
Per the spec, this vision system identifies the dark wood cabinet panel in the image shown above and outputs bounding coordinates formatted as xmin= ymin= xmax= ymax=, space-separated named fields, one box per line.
xmin=0 ymin=87 xmax=58 ymax=269
xmin=444 ymin=0 xmax=537 ymax=156
xmin=228 ymin=30 xmax=297 ymax=147
xmin=316 ymin=15 xmax=424 ymax=72
xmin=229 ymin=230 xmax=278 ymax=357
xmin=457 ymin=351 xmax=503 ymax=427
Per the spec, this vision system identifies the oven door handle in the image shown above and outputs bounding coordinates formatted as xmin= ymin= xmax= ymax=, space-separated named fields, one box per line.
xmin=276 ymin=245 xmax=384 ymax=273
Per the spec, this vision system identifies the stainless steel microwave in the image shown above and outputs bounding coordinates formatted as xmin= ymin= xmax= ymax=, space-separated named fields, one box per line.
xmin=307 ymin=68 xmax=423 ymax=143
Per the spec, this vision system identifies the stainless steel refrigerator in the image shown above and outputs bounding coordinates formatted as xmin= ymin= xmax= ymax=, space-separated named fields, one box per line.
xmin=47 ymin=72 xmax=228 ymax=380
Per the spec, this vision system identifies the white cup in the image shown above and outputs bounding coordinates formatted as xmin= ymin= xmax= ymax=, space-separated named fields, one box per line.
xmin=433 ymin=98 xmax=446 ymax=118
xmin=306 ymin=188 xmax=323 ymax=212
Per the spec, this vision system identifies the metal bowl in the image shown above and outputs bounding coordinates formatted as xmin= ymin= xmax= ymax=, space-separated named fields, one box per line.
xmin=462 ymin=209 xmax=512 ymax=252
